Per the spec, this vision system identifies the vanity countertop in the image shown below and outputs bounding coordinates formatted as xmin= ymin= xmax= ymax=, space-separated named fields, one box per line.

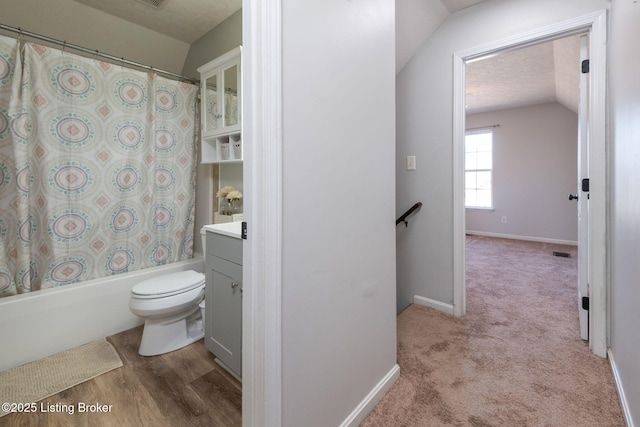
xmin=203 ymin=222 xmax=242 ymax=239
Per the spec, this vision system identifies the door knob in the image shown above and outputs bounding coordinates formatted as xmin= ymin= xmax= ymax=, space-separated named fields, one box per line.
xmin=568 ymin=194 xmax=578 ymax=201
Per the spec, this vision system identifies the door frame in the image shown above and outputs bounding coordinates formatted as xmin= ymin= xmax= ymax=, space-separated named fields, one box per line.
xmin=242 ymin=0 xmax=283 ymax=426
xmin=577 ymin=34 xmax=589 ymax=340
xmin=452 ymin=10 xmax=608 ymax=357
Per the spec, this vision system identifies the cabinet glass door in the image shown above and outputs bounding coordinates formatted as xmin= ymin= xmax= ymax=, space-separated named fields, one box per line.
xmin=204 ymin=72 xmax=219 ymax=133
xmin=222 ymin=63 xmax=239 ymax=128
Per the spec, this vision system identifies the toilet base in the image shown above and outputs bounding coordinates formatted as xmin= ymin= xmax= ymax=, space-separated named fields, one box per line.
xmin=138 ymin=305 xmax=204 ymax=356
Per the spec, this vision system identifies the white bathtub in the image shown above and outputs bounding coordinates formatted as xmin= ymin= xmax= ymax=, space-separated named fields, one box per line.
xmin=0 ymin=256 xmax=204 ymax=372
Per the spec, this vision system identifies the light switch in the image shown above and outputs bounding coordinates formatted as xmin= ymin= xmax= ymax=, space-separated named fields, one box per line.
xmin=406 ymin=156 xmax=416 ymax=171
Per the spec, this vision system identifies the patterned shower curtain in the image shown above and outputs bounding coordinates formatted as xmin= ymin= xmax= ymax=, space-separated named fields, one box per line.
xmin=0 ymin=35 xmax=199 ymax=297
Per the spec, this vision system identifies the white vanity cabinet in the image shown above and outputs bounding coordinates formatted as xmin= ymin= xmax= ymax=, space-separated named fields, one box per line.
xmin=204 ymin=228 xmax=242 ymax=378
xmin=197 ymin=46 xmax=242 ymax=164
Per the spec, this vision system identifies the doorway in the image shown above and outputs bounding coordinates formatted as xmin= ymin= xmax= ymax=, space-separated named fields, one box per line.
xmin=463 ymin=33 xmax=586 ymax=338
xmin=451 ymin=11 xmax=608 ymax=357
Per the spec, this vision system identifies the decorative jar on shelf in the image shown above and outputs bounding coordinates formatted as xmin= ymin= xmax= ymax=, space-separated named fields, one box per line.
xmin=219 ymin=198 xmax=231 ymax=215
xmin=229 ymin=198 xmax=241 ymax=214
xmin=216 ymin=187 xmax=242 ymax=215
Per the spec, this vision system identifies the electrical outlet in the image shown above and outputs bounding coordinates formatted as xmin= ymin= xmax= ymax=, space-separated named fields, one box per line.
xmin=406 ymin=156 xmax=416 ymax=171
xmin=501 ymin=216 xmax=507 ymax=224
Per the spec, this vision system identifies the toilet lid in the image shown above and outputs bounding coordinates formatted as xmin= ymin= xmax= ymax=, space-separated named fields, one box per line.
xmin=131 ymin=270 xmax=205 ymax=297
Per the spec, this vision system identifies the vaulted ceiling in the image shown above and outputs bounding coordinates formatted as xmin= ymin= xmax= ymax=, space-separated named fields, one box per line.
xmin=71 ymin=0 xmax=242 ymax=44
xmin=440 ymin=0 xmax=487 ymax=12
xmin=465 ymin=35 xmax=582 ymax=114
xmin=396 ymin=0 xmax=486 ymax=73
xmin=71 ymin=0 xmax=579 ymax=115
xmin=397 ymin=0 xmax=581 ymax=114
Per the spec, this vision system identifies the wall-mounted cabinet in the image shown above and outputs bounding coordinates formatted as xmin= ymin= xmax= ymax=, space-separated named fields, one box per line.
xmin=197 ymin=46 xmax=242 ymax=164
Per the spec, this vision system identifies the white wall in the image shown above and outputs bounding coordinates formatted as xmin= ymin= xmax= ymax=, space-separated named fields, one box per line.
xmin=395 ymin=0 xmax=448 ymax=74
xmin=609 ymin=0 xmax=640 ymax=424
xmin=0 ymin=0 xmax=190 ymax=74
xmin=281 ymin=0 xmax=398 ymax=425
xmin=395 ymin=0 xmax=609 ymax=313
xmin=466 ymin=103 xmax=578 ymax=244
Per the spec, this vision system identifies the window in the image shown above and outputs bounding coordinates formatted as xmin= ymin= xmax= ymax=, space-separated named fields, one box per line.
xmin=465 ymin=129 xmax=493 ymax=209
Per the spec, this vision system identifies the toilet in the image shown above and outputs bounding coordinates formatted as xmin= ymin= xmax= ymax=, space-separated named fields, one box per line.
xmin=129 ymin=269 xmax=205 ymax=356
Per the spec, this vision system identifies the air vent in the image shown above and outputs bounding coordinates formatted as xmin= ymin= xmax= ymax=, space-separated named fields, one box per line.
xmin=134 ymin=0 xmax=169 ymax=8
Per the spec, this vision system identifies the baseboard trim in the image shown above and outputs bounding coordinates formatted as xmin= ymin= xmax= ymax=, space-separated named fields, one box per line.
xmin=608 ymin=349 xmax=635 ymax=427
xmin=413 ymin=295 xmax=455 ymax=315
xmin=465 ymin=230 xmax=577 ymax=246
xmin=339 ymin=364 xmax=400 ymax=427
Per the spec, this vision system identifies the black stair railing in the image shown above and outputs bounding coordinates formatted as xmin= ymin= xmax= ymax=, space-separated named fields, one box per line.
xmin=396 ymin=202 xmax=422 ymax=227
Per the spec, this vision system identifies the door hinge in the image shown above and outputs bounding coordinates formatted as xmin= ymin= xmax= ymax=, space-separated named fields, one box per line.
xmin=581 ymin=178 xmax=590 ymax=192
xmin=241 ymin=221 xmax=247 ymax=240
xmin=582 ymin=296 xmax=589 ymax=311
xmin=581 ymin=59 xmax=590 ymax=73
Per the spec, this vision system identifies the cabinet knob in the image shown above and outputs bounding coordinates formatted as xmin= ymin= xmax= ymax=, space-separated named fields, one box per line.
xmin=231 ymin=282 xmax=239 ymax=289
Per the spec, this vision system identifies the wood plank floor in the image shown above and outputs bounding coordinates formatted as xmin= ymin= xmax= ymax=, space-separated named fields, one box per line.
xmin=1 ymin=326 xmax=242 ymax=427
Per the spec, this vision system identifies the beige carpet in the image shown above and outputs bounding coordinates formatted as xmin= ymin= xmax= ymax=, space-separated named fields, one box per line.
xmin=362 ymin=235 xmax=625 ymax=426
xmin=0 ymin=339 xmax=122 ymax=417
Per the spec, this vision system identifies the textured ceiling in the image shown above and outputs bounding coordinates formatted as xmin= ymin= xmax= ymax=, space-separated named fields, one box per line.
xmin=70 ymin=0 xmax=579 ymax=115
xmin=71 ymin=0 xmax=482 ymax=48
xmin=465 ymin=35 xmax=583 ymax=114
xmin=397 ymin=0 xmax=582 ymax=114
xmin=71 ymin=0 xmax=242 ymax=43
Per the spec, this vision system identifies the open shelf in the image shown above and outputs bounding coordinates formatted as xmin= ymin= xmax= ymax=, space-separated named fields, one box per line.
xmin=202 ymin=132 xmax=242 ymax=163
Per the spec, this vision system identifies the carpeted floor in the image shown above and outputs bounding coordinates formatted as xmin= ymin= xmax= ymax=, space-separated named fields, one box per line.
xmin=362 ymin=235 xmax=625 ymax=427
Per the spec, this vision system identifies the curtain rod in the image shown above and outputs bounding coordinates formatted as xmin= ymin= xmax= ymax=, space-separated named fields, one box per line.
xmin=0 ymin=23 xmax=199 ymax=85
xmin=466 ymin=124 xmax=500 ymax=131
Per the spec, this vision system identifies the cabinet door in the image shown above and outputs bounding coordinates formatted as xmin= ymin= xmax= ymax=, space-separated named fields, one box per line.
xmin=219 ymin=58 xmax=241 ymax=135
xmin=197 ymin=46 xmax=242 ymax=163
xmin=206 ymin=256 xmax=242 ymax=377
xmin=202 ymin=70 xmax=220 ymax=135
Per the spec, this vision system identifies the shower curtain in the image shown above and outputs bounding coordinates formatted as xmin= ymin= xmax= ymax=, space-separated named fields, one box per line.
xmin=0 ymin=35 xmax=199 ymax=297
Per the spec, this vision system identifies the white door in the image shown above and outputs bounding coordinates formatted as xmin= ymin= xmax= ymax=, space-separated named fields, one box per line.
xmin=576 ymin=34 xmax=590 ymax=341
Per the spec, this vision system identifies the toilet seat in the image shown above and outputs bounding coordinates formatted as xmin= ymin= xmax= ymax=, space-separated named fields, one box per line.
xmin=131 ymin=270 xmax=205 ymax=299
